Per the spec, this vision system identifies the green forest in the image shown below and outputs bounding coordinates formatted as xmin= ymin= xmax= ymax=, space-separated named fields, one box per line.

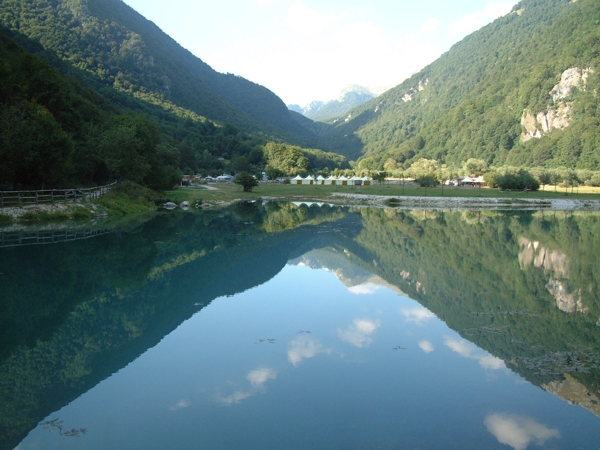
xmin=0 ymin=0 xmax=346 ymax=190
xmin=1 ymin=0 xmax=600 ymax=190
xmin=324 ymin=0 xmax=600 ymax=173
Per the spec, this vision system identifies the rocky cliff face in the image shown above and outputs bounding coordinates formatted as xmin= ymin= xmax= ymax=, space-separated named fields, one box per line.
xmin=521 ymin=67 xmax=593 ymax=141
xmin=544 ymin=373 xmax=600 ymax=417
xmin=518 ymin=237 xmax=588 ymax=313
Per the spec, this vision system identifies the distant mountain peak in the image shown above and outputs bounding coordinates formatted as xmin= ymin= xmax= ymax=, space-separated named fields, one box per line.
xmin=287 ymin=85 xmax=376 ymax=122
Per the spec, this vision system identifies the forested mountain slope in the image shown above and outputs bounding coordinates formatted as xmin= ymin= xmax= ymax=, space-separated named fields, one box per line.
xmin=324 ymin=0 xmax=600 ymax=169
xmin=0 ymin=0 xmax=315 ymax=143
xmin=0 ymin=23 xmax=346 ymax=190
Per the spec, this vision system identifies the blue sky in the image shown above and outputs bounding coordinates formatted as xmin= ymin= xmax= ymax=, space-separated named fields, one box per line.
xmin=122 ymin=0 xmax=517 ymax=105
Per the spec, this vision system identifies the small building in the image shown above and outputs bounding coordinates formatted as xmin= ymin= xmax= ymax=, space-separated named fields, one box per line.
xmin=291 ymin=175 xmax=304 ymax=185
xmin=362 ymin=176 xmax=372 ymax=186
xmin=325 ymin=176 xmax=337 ymax=185
xmin=338 ymin=175 xmax=349 ymax=186
xmin=316 ymin=175 xmax=326 ymax=185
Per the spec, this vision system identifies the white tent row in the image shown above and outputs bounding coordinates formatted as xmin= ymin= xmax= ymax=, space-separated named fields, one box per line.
xmin=291 ymin=175 xmax=372 ymax=185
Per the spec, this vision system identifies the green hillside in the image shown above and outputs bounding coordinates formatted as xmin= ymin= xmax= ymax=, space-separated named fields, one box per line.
xmin=0 ymin=0 xmax=316 ymax=142
xmin=324 ymin=0 xmax=600 ymax=170
xmin=0 ymin=25 xmax=346 ymax=189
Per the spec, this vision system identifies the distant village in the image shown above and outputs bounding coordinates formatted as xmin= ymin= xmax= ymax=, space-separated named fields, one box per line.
xmin=182 ymin=173 xmax=488 ymax=187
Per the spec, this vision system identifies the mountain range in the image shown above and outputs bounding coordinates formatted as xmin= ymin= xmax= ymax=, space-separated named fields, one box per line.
xmin=1 ymin=0 xmax=600 ymax=189
xmin=288 ymin=85 xmax=376 ymax=122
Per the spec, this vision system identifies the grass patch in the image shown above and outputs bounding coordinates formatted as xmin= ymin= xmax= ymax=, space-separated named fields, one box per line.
xmin=94 ymin=181 xmax=158 ymax=215
xmin=18 ymin=210 xmax=71 ymax=222
xmin=71 ymin=207 xmax=93 ymax=220
xmin=0 ymin=214 xmax=13 ymax=223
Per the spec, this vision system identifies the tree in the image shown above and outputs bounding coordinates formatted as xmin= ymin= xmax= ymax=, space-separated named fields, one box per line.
xmin=265 ymin=165 xmax=282 ymax=181
xmin=537 ymin=170 xmax=552 ymax=191
xmin=483 ymin=171 xmax=500 ymax=188
xmin=234 ymin=172 xmax=258 ymax=192
xmin=462 ymin=158 xmax=488 ymax=177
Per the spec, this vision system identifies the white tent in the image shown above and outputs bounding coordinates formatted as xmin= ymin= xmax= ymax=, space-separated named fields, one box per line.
xmin=291 ymin=175 xmax=304 ymax=185
xmin=303 ymin=175 xmax=315 ymax=185
xmin=338 ymin=175 xmax=349 ymax=185
xmin=316 ymin=175 xmax=326 ymax=185
xmin=350 ymin=176 xmax=363 ymax=185
xmin=362 ymin=176 xmax=372 ymax=186
xmin=324 ymin=176 xmax=337 ymax=185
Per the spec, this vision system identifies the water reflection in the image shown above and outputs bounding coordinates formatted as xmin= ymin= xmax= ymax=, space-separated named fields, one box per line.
xmin=485 ymin=413 xmax=561 ymax=450
xmin=1 ymin=204 xmax=599 ymax=449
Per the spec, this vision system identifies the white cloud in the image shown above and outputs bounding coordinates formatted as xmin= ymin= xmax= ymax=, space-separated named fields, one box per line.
xmin=418 ymin=340 xmax=435 ymax=353
xmin=448 ymin=2 xmax=517 ymax=37
xmin=338 ymin=318 xmax=381 ymax=348
xmin=484 ymin=413 xmax=561 ymax=450
xmin=287 ymin=2 xmax=345 ymax=36
xmin=444 ymin=336 xmax=506 ymax=370
xmin=422 ymin=17 xmax=440 ymax=33
xmin=288 ymin=335 xmax=328 ymax=366
xmin=348 ymin=283 xmax=383 ymax=295
xmin=247 ymin=368 xmax=278 ymax=387
xmin=169 ymin=399 xmax=191 ymax=411
xmin=401 ymin=307 xmax=436 ymax=325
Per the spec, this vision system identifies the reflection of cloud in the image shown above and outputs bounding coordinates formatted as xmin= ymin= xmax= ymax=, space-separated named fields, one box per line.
xmin=401 ymin=307 xmax=436 ymax=325
xmin=247 ymin=368 xmax=277 ymax=387
xmin=444 ymin=337 xmax=506 ymax=370
xmin=347 ymin=283 xmax=383 ymax=295
xmin=419 ymin=340 xmax=435 ymax=353
xmin=422 ymin=17 xmax=440 ymax=33
xmin=485 ymin=413 xmax=560 ymax=450
xmin=218 ymin=390 xmax=254 ymax=406
xmin=217 ymin=367 xmax=278 ymax=406
xmin=338 ymin=318 xmax=381 ymax=348
xmin=169 ymin=399 xmax=191 ymax=411
xmin=288 ymin=336 xmax=328 ymax=366
xmin=448 ymin=2 xmax=517 ymax=37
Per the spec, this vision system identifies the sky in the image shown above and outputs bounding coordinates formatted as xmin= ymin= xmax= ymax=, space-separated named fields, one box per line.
xmin=121 ymin=0 xmax=518 ymax=106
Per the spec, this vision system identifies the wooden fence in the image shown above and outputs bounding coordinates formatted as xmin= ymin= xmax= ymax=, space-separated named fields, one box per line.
xmin=0 ymin=228 xmax=112 ymax=248
xmin=0 ymin=181 xmax=116 ymax=207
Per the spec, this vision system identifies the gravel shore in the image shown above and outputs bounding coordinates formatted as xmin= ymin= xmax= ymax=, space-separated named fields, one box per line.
xmin=327 ymin=193 xmax=600 ymax=210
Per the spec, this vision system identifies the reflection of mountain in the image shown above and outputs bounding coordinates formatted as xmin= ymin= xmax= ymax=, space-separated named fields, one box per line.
xmin=347 ymin=209 xmax=600 ymax=417
xmin=2 ymin=205 xmax=600 ymax=449
xmin=0 ymin=203 xmax=360 ymax=450
xmin=289 ymin=248 xmax=405 ymax=295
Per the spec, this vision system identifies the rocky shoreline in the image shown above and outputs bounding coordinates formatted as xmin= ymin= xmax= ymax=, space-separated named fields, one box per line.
xmin=326 ymin=193 xmax=600 ymax=210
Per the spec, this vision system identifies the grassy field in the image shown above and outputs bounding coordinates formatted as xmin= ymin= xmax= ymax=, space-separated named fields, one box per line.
xmin=167 ymin=182 xmax=600 ymax=204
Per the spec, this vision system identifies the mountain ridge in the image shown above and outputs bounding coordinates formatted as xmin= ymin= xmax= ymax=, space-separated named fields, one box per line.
xmin=322 ymin=0 xmax=600 ymax=169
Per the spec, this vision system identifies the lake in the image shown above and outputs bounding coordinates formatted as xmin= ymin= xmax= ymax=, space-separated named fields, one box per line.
xmin=1 ymin=202 xmax=600 ymax=450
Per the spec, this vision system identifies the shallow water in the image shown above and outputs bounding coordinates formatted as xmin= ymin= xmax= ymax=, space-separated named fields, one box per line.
xmin=2 ymin=204 xmax=600 ymax=450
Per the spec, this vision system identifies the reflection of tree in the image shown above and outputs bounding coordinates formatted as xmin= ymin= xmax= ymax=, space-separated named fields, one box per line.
xmin=42 ymin=418 xmax=87 ymax=438
xmin=0 ymin=203 xmax=353 ymax=450
xmin=351 ymin=209 xmax=600 ymax=400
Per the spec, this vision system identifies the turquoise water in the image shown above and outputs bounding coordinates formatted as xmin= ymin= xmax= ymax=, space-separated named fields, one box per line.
xmin=2 ymin=204 xmax=600 ymax=449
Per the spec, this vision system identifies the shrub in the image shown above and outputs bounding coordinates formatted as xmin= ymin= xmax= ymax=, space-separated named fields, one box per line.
xmin=497 ymin=170 xmax=540 ymax=191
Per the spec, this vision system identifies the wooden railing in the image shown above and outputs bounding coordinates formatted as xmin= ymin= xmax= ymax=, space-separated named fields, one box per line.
xmin=0 ymin=181 xmax=116 ymax=207
xmin=0 ymin=228 xmax=112 ymax=248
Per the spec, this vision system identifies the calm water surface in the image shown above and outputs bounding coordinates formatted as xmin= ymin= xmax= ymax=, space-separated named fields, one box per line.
xmin=1 ymin=203 xmax=600 ymax=450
